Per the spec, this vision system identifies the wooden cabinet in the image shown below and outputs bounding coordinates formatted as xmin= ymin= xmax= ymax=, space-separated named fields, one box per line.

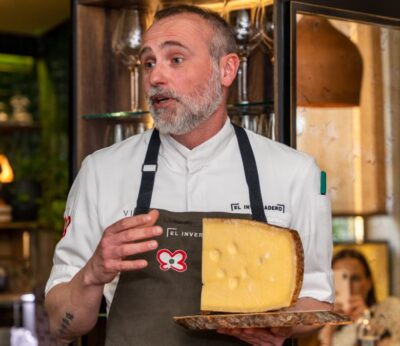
xmin=74 ymin=0 xmax=141 ymax=173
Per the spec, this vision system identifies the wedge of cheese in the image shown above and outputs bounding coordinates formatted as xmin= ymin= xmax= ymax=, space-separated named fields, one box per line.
xmin=201 ymin=218 xmax=304 ymax=313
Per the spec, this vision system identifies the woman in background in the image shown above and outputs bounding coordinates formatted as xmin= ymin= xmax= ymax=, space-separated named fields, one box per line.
xmin=318 ymin=248 xmax=399 ymax=346
xmin=331 ymin=249 xmax=376 ymax=320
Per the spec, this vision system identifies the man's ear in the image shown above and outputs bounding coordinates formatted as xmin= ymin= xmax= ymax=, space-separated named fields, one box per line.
xmin=219 ymin=53 xmax=240 ymax=87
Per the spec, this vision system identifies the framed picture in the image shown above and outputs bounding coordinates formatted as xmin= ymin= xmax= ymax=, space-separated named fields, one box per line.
xmin=333 ymin=241 xmax=390 ymax=302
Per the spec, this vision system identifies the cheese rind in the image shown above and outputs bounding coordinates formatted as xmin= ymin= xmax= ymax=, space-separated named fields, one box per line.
xmin=201 ymin=218 xmax=304 ymax=313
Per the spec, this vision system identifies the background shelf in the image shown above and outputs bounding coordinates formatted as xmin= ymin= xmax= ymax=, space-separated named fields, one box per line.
xmin=82 ymin=110 xmax=150 ymax=120
xmin=0 ymin=122 xmax=40 ymax=133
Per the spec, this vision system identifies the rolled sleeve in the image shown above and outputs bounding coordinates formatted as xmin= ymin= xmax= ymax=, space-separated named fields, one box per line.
xmin=45 ymin=156 xmax=102 ymax=296
xmin=45 ymin=264 xmax=80 ymax=295
xmin=300 ymin=271 xmax=334 ymax=302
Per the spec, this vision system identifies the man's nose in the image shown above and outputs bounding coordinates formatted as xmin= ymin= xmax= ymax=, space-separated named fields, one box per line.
xmin=148 ymin=64 xmax=167 ymax=86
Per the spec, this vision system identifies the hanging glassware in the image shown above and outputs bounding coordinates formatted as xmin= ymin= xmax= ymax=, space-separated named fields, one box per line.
xmin=112 ymin=8 xmax=150 ymax=112
xmin=258 ymin=1 xmax=274 ymax=61
xmin=229 ymin=102 xmax=275 ymax=139
xmin=223 ymin=0 xmax=262 ymax=104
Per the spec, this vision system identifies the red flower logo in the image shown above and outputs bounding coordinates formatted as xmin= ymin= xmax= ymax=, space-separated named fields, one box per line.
xmin=156 ymin=249 xmax=187 ymax=272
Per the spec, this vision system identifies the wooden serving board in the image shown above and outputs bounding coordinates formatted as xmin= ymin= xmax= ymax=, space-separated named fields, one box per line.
xmin=173 ymin=310 xmax=352 ymax=330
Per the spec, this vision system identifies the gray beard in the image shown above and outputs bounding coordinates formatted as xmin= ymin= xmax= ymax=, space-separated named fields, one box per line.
xmin=146 ymin=62 xmax=223 ymax=135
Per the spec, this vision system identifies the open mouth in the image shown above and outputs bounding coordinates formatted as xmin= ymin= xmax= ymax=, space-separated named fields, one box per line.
xmin=151 ymin=95 xmax=173 ymax=106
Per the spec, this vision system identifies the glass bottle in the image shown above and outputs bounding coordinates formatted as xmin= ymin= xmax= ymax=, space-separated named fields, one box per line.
xmin=356 ymin=310 xmax=379 ymax=346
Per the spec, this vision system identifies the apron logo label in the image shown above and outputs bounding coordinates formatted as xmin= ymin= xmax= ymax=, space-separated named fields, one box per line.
xmin=166 ymin=227 xmax=202 ymax=238
xmin=156 ymin=249 xmax=187 ymax=272
xmin=230 ymin=203 xmax=286 ymax=213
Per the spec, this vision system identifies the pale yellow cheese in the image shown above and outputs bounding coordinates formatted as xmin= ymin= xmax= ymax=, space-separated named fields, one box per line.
xmin=201 ymin=218 xmax=304 ymax=313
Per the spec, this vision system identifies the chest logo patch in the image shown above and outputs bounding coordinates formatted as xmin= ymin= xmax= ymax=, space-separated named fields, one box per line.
xmin=156 ymin=249 xmax=187 ymax=272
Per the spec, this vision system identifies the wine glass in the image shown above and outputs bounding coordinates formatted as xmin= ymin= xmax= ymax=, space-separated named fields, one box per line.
xmin=112 ymin=8 xmax=150 ymax=112
xmin=257 ymin=112 xmax=275 ymax=139
xmin=258 ymin=1 xmax=274 ymax=60
xmin=104 ymin=123 xmax=122 ymax=146
xmin=223 ymin=0 xmax=262 ymax=103
xmin=229 ymin=103 xmax=275 ymax=139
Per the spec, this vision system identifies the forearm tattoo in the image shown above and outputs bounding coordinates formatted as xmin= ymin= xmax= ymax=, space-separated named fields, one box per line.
xmin=57 ymin=312 xmax=74 ymax=336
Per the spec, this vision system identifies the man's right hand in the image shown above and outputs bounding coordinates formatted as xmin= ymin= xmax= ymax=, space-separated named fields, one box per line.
xmin=45 ymin=210 xmax=162 ymax=343
xmin=84 ymin=209 xmax=162 ymax=286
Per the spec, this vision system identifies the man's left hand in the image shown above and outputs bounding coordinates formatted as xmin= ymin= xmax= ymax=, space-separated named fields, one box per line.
xmin=217 ymin=327 xmax=292 ymax=346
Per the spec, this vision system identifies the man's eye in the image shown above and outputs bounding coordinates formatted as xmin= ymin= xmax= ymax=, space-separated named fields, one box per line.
xmin=172 ymin=57 xmax=183 ymax=64
xmin=143 ymin=61 xmax=155 ymax=70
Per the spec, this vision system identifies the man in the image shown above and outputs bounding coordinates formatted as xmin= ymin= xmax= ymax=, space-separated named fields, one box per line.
xmin=45 ymin=5 xmax=334 ymax=345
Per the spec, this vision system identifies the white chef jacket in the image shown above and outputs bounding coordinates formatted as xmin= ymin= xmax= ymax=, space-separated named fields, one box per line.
xmin=46 ymin=119 xmax=334 ymax=310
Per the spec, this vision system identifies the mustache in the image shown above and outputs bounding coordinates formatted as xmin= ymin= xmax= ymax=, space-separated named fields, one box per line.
xmin=147 ymin=87 xmax=181 ymax=104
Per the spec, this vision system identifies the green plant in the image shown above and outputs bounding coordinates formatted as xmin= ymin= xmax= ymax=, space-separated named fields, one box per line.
xmin=36 ymin=140 xmax=68 ymax=234
xmin=36 ymin=49 xmax=69 ymax=236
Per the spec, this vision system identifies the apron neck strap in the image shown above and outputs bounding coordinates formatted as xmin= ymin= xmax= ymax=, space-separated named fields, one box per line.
xmin=232 ymin=123 xmax=267 ymax=222
xmin=134 ymin=129 xmax=161 ymax=215
xmin=135 ymin=125 xmax=267 ymax=223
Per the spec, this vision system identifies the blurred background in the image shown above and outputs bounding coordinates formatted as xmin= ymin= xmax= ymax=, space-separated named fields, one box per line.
xmin=0 ymin=0 xmax=70 ymax=345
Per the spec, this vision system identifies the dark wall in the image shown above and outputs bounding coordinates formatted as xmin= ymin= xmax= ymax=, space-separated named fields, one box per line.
xmin=0 ymin=20 xmax=71 ymax=230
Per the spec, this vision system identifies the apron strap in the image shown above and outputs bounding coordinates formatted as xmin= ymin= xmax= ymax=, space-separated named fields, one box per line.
xmin=134 ymin=129 xmax=161 ymax=214
xmin=232 ymin=124 xmax=267 ymax=223
xmin=135 ymin=124 xmax=267 ymax=223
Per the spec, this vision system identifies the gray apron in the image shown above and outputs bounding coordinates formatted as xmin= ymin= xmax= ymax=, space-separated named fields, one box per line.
xmin=105 ymin=125 xmax=293 ymax=345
